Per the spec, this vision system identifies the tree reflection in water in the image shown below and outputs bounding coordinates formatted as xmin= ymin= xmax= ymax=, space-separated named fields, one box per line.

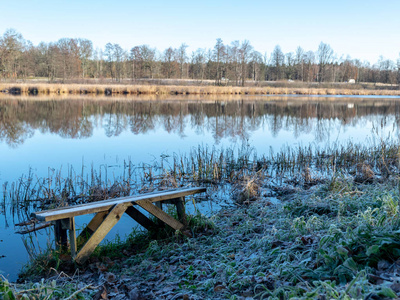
xmin=1 ymin=98 xmax=400 ymax=147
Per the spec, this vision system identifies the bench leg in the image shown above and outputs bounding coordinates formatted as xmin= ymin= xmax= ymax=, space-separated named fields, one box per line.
xmin=154 ymin=201 xmax=165 ymax=228
xmin=174 ymin=197 xmax=187 ymax=227
xmin=77 ymin=211 xmax=108 ymax=247
xmin=54 ymin=219 xmax=68 ymax=250
xmin=75 ymin=203 xmax=128 ymax=264
xmin=54 ymin=218 xmax=77 ymax=257
xmin=69 ymin=217 xmax=77 ymax=258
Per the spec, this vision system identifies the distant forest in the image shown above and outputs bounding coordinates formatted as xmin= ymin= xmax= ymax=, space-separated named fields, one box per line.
xmin=0 ymin=29 xmax=399 ymax=85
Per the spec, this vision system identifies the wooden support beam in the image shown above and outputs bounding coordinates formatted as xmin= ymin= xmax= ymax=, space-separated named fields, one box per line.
xmin=15 ymin=221 xmax=51 ymax=234
xmin=125 ymin=206 xmax=157 ymax=231
xmin=154 ymin=201 xmax=164 ymax=227
xmin=68 ymin=217 xmax=77 ymax=258
xmin=75 ymin=203 xmax=128 ymax=264
xmin=77 ymin=211 xmax=108 ymax=247
xmin=155 ymin=201 xmax=162 ymax=210
xmin=174 ymin=197 xmax=187 ymax=227
xmin=136 ymin=199 xmax=184 ymax=231
xmin=54 ymin=219 xmax=68 ymax=250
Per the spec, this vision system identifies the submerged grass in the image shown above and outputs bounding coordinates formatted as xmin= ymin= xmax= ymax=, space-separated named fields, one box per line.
xmin=9 ymin=138 xmax=400 ymax=221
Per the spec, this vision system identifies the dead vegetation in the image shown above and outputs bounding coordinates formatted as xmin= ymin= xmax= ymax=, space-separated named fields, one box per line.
xmin=1 ymin=82 xmax=400 ymax=97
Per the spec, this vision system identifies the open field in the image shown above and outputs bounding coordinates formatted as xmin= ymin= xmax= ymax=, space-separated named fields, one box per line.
xmin=1 ymin=82 xmax=400 ymax=97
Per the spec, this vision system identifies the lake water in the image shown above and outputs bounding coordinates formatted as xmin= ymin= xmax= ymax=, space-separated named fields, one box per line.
xmin=1 ymin=94 xmax=400 ymax=281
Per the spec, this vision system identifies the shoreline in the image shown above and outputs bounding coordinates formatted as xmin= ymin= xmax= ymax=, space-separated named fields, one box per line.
xmin=1 ymin=82 xmax=400 ymax=97
xmin=5 ymin=176 xmax=400 ymax=299
xmin=3 ymin=140 xmax=400 ymax=298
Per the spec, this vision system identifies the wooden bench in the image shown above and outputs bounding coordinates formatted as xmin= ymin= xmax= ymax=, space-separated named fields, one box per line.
xmin=31 ymin=187 xmax=206 ymax=264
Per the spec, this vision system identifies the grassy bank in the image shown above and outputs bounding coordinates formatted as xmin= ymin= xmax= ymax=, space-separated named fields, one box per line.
xmin=5 ymin=177 xmax=400 ymax=299
xmin=1 ymin=82 xmax=400 ymax=97
xmin=4 ymin=140 xmax=400 ymax=298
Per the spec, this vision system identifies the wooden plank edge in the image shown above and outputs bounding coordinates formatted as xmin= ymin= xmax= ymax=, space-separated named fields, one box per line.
xmin=32 ymin=187 xmax=207 ymax=222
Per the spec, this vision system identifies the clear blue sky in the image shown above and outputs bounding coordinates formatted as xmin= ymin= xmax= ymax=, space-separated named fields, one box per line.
xmin=1 ymin=0 xmax=399 ymax=64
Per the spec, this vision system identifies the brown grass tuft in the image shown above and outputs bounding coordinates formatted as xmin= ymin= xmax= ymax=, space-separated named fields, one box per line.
xmin=232 ymin=175 xmax=261 ymax=205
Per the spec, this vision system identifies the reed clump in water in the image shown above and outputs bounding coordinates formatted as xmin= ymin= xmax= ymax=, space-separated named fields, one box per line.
xmin=5 ymin=138 xmax=400 ymax=224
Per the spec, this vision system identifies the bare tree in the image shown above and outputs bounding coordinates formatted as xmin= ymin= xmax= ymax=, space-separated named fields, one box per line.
xmin=239 ymin=40 xmax=253 ymax=86
xmin=177 ymin=43 xmax=188 ymax=79
xmin=162 ymin=47 xmax=177 ymax=79
xmin=285 ymin=52 xmax=295 ymax=80
xmin=0 ymin=29 xmax=25 ymax=80
xmin=304 ymin=51 xmax=316 ymax=82
xmin=77 ymin=39 xmax=93 ymax=78
xmin=377 ymin=56 xmax=396 ymax=84
xmin=317 ymin=42 xmax=334 ymax=82
xmin=190 ymin=48 xmax=206 ymax=81
xmin=250 ymin=51 xmax=263 ymax=81
xmin=113 ymin=44 xmax=124 ymax=82
xmin=104 ymin=43 xmax=115 ymax=80
xmin=271 ymin=45 xmax=284 ymax=80
xmin=295 ymin=46 xmax=305 ymax=81
xmin=226 ymin=41 xmax=240 ymax=85
xmin=130 ymin=46 xmax=141 ymax=80
xmin=214 ymin=38 xmax=225 ymax=85
xmin=141 ymin=45 xmax=156 ymax=78
xmin=397 ymin=53 xmax=400 ymax=87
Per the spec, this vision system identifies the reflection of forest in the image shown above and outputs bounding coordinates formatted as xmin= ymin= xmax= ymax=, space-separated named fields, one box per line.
xmin=1 ymin=99 xmax=400 ymax=147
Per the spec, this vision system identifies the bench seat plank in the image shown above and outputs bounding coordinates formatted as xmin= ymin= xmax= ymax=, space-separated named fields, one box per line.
xmin=32 ymin=187 xmax=206 ymax=222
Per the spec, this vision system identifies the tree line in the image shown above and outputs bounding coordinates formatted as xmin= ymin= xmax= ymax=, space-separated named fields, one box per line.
xmin=1 ymin=29 xmax=399 ymax=85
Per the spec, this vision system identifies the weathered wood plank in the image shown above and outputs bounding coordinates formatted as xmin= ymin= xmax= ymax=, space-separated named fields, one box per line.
xmin=54 ymin=220 xmax=68 ymax=249
xmin=136 ymin=199 xmax=184 ymax=231
xmin=125 ymin=206 xmax=157 ymax=231
xmin=15 ymin=221 xmax=52 ymax=234
xmin=155 ymin=201 xmax=162 ymax=210
xmin=32 ymin=187 xmax=206 ymax=222
xmin=154 ymin=201 xmax=164 ymax=227
xmin=77 ymin=211 xmax=108 ymax=246
xmin=69 ymin=217 xmax=77 ymax=258
xmin=175 ymin=197 xmax=187 ymax=226
xmin=75 ymin=203 xmax=128 ymax=264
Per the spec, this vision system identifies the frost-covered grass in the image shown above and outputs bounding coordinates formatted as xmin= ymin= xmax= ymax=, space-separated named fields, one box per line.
xmin=10 ymin=175 xmax=400 ymax=299
xmin=109 ymin=177 xmax=400 ymax=299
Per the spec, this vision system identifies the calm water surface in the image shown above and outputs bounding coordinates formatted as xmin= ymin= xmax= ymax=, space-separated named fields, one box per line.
xmin=1 ymin=95 xmax=400 ymax=280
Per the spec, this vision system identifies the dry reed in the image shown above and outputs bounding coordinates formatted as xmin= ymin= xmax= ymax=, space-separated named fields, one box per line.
xmin=1 ymin=83 xmax=400 ymax=97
